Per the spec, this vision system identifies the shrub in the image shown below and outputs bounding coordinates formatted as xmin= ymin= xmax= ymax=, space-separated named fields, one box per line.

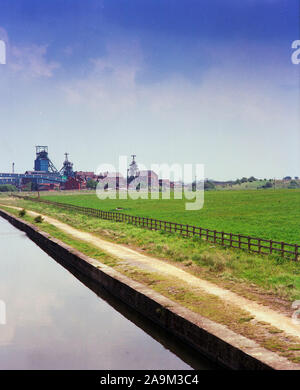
xmin=86 ymin=179 xmax=98 ymax=189
xmin=259 ymin=181 xmax=273 ymax=189
xmin=18 ymin=209 xmax=26 ymax=217
xmin=0 ymin=184 xmax=17 ymax=192
xmin=204 ymin=180 xmax=215 ymax=190
xmin=34 ymin=215 xmax=43 ymax=223
xmin=288 ymin=180 xmax=299 ymax=189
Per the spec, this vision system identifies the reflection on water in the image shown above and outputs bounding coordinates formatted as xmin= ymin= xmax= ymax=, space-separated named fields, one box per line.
xmin=0 ymin=218 xmax=214 ymax=370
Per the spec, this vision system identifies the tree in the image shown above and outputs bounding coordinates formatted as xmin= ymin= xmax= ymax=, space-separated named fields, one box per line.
xmin=86 ymin=179 xmax=97 ymax=190
xmin=0 ymin=184 xmax=17 ymax=192
xmin=288 ymin=180 xmax=299 ymax=189
xmin=204 ymin=181 xmax=215 ymax=190
xmin=22 ymin=182 xmax=32 ymax=191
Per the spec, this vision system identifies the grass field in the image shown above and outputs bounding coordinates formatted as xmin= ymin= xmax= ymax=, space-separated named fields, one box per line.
xmin=41 ymin=189 xmax=300 ymax=244
xmin=2 ymin=198 xmax=300 ymax=302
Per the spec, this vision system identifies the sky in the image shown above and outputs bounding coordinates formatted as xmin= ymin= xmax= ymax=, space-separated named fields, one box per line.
xmin=0 ymin=0 xmax=299 ymax=180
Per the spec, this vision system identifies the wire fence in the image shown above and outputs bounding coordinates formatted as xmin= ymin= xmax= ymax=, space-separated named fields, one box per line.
xmin=11 ymin=194 xmax=300 ymax=261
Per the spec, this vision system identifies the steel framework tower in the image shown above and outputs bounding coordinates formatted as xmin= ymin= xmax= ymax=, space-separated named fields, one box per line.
xmin=59 ymin=153 xmax=74 ymax=178
xmin=34 ymin=146 xmax=58 ymax=173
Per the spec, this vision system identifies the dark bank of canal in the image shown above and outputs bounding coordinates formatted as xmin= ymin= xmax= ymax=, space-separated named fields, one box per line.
xmin=0 ymin=217 xmax=215 ymax=370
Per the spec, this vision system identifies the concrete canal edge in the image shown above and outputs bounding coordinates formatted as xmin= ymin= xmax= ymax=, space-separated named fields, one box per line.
xmin=0 ymin=208 xmax=298 ymax=370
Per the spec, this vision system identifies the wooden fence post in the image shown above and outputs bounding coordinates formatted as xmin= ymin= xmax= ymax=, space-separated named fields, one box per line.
xmin=270 ymin=240 xmax=273 ymax=255
xmin=281 ymin=242 xmax=284 ymax=257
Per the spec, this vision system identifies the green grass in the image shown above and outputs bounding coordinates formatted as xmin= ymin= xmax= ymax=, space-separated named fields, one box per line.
xmin=41 ymin=189 xmax=300 ymax=244
xmin=2 ymin=198 xmax=300 ymax=301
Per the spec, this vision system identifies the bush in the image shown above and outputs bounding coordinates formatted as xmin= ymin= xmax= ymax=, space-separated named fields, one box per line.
xmin=86 ymin=179 xmax=98 ymax=190
xmin=289 ymin=180 xmax=299 ymax=189
xmin=18 ymin=209 xmax=26 ymax=217
xmin=265 ymin=181 xmax=273 ymax=188
xmin=34 ymin=215 xmax=43 ymax=223
xmin=22 ymin=182 xmax=32 ymax=192
xmin=0 ymin=184 xmax=17 ymax=192
xmin=259 ymin=181 xmax=273 ymax=189
xmin=204 ymin=180 xmax=215 ymax=190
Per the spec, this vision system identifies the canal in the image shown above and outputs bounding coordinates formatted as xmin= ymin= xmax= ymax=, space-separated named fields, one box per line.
xmin=0 ymin=217 xmax=214 ymax=370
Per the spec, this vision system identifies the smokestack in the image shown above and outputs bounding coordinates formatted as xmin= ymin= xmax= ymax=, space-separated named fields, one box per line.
xmin=12 ymin=162 xmax=15 ymax=174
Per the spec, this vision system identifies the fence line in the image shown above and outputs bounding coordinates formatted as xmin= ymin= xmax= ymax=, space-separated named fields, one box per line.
xmin=11 ymin=194 xmax=299 ymax=261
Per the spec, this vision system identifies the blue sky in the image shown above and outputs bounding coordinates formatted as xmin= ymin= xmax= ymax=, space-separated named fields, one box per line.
xmin=0 ymin=0 xmax=299 ymax=180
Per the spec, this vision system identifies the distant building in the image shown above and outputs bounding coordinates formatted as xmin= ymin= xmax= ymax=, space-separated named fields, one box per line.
xmin=159 ymin=179 xmax=171 ymax=188
xmin=106 ymin=172 xmax=126 ymax=189
xmin=76 ymin=171 xmax=96 ymax=180
xmin=97 ymin=172 xmax=127 ymax=190
xmin=128 ymin=155 xmax=139 ymax=178
xmin=173 ymin=181 xmax=183 ymax=189
xmin=138 ymin=170 xmax=159 ymax=189
xmin=64 ymin=176 xmax=86 ymax=190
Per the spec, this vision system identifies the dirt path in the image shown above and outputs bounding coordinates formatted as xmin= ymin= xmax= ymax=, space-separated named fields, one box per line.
xmin=2 ymin=204 xmax=300 ymax=339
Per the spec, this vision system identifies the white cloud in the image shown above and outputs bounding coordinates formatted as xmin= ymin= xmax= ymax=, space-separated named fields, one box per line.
xmin=57 ymin=38 xmax=299 ymax=179
xmin=0 ymin=27 xmax=60 ymax=78
xmin=62 ymin=39 xmax=142 ymax=114
xmin=9 ymin=44 xmax=60 ymax=78
xmin=0 ymin=27 xmax=8 ymax=42
xmin=61 ymin=40 xmax=297 ymax=127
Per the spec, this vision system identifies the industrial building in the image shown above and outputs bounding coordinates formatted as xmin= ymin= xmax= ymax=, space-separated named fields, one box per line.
xmin=0 ymin=149 xmax=169 ymax=192
xmin=0 ymin=146 xmax=82 ymax=191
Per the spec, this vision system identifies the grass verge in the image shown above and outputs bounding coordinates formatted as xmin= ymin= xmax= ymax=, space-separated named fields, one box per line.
xmin=1 ymin=197 xmax=299 ymax=305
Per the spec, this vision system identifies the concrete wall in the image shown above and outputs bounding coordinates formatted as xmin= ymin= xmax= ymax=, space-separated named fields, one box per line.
xmin=0 ymin=208 xmax=298 ymax=370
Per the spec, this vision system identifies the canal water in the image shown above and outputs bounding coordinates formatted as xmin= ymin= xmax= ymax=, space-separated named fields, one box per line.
xmin=0 ymin=217 xmax=214 ymax=370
